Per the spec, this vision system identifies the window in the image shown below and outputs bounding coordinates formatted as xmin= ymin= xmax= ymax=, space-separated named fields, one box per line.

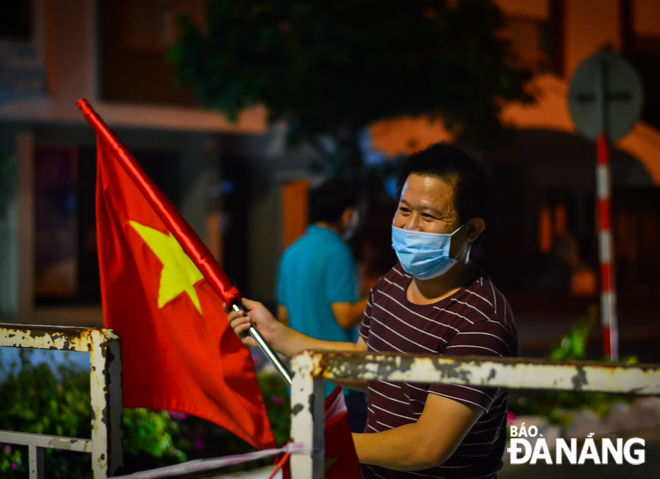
xmin=0 ymin=2 xmax=32 ymax=41
xmin=101 ymin=0 xmax=205 ymax=105
xmin=504 ymin=16 xmax=554 ymax=73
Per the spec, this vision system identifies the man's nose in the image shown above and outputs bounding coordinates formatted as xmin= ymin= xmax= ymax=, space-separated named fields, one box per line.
xmin=402 ymin=213 xmax=424 ymax=231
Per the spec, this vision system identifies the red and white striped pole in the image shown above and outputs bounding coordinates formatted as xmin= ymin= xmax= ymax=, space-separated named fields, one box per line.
xmin=596 ymin=133 xmax=618 ymax=361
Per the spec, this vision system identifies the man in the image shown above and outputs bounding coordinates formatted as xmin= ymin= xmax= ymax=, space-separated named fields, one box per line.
xmin=229 ymin=142 xmax=517 ymax=478
xmin=276 ymin=178 xmax=368 ymax=431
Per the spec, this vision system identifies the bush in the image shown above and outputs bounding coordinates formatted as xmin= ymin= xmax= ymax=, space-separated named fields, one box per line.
xmin=0 ymin=349 xmax=293 ymax=477
xmin=0 ymin=349 xmax=95 ymax=478
xmin=0 ymin=348 xmax=291 ymax=477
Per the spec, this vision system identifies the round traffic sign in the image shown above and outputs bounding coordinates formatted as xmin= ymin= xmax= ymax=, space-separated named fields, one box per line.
xmin=568 ymin=50 xmax=644 ymax=142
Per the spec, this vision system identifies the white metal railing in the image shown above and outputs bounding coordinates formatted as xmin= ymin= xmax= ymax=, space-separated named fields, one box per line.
xmin=0 ymin=324 xmax=122 ymax=479
xmin=289 ymin=350 xmax=660 ymax=479
xmin=4 ymin=326 xmax=655 ymax=479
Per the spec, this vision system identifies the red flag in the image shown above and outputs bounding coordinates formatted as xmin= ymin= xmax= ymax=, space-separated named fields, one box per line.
xmin=324 ymin=387 xmax=360 ymax=478
xmin=276 ymin=386 xmax=360 ymax=478
xmin=77 ymin=99 xmax=276 ymax=450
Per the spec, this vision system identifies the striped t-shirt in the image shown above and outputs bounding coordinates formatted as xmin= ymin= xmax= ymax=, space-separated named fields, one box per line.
xmin=358 ymin=265 xmax=518 ymax=479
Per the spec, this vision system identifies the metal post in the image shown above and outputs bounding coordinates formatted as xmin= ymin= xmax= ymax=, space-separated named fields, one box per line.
xmin=28 ymin=444 xmax=44 ymax=479
xmin=0 ymin=325 xmax=124 ymax=478
xmin=595 ymin=59 xmax=619 ymax=361
xmin=289 ymin=351 xmax=325 ymax=479
xmin=90 ymin=329 xmax=123 ymax=478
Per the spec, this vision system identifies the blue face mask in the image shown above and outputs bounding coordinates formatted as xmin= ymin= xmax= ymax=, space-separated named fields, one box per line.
xmin=391 ymin=225 xmax=465 ymax=280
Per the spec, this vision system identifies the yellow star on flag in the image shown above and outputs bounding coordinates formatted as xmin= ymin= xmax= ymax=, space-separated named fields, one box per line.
xmin=129 ymin=221 xmax=204 ymax=314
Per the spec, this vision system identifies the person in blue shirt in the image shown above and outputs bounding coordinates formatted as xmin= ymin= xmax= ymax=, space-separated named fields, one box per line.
xmin=276 ymin=178 xmax=368 ymax=431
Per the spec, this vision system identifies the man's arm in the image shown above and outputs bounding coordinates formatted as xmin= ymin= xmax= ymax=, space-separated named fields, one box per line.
xmin=277 ymin=305 xmax=289 ymax=326
xmin=330 ymin=296 xmax=369 ymax=329
xmin=353 ymin=394 xmax=483 ymax=471
xmin=228 ymin=298 xmax=363 ymax=358
xmin=240 ymin=300 xmax=369 ymax=391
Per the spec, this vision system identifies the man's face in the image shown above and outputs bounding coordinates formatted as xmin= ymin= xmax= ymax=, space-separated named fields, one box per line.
xmin=393 ymin=173 xmax=460 ymax=234
xmin=393 ymin=173 xmax=469 ymax=258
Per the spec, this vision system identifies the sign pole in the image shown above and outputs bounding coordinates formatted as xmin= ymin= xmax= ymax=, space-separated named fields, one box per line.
xmin=569 ymin=50 xmax=643 ymax=361
xmin=595 ymin=60 xmax=618 ymax=361
xmin=596 ymin=133 xmax=618 ymax=361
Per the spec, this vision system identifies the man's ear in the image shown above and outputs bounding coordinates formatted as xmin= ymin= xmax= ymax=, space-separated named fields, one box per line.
xmin=466 ymin=218 xmax=486 ymax=242
xmin=341 ymin=207 xmax=357 ymax=228
xmin=341 ymin=207 xmax=352 ymax=225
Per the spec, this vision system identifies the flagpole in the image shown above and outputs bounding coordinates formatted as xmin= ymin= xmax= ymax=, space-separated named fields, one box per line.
xmin=77 ymin=98 xmax=292 ymax=387
xmin=232 ymin=304 xmax=292 ymax=386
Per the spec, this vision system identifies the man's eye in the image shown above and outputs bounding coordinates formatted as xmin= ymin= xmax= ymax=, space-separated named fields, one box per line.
xmin=422 ymin=214 xmax=436 ymax=220
xmin=398 ymin=207 xmax=410 ymax=214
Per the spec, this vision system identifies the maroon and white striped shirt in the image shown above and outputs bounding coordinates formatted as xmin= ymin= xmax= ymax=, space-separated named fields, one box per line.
xmin=358 ymin=264 xmax=518 ymax=479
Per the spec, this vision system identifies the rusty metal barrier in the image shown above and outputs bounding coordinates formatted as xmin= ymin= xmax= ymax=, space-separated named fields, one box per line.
xmin=289 ymin=350 xmax=660 ymax=479
xmin=0 ymin=324 xmax=122 ymax=479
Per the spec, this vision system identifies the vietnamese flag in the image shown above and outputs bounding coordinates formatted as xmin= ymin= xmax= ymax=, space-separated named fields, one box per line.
xmin=77 ymin=99 xmax=276 ymax=450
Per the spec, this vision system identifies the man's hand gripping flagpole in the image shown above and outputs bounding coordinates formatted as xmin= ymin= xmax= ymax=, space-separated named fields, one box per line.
xmin=233 ymin=303 xmax=292 ymax=386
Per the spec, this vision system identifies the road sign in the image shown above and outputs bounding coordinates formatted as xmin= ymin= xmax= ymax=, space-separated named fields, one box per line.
xmin=568 ymin=50 xmax=643 ymax=142
xmin=567 ymin=50 xmax=645 ymax=361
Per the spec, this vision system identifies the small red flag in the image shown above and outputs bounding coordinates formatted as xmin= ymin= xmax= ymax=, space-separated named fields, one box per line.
xmin=78 ymin=99 xmax=276 ymax=450
xmin=324 ymin=387 xmax=360 ymax=478
xmin=276 ymin=386 xmax=360 ymax=478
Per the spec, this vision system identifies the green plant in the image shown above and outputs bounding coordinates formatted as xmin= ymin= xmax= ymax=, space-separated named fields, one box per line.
xmin=0 ymin=349 xmax=92 ymax=478
xmin=0 ymin=349 xmax=291 ymax=477
xmin=509 ymin=304 xmax=638 ymax=428
xmin=123 ymin=409 xmax=190 ymax=463
xmin=0 ymin=349 xmax=189 ymax=478
xmin=0 ymin=443 xmax=23 ymax=476
xmin=257 ymin=370 xmax=290 ymax=447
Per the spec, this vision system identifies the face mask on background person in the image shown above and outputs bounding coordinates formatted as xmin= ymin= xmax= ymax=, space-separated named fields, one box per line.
xmin=391 ymin=224 xmax=466 ymax=280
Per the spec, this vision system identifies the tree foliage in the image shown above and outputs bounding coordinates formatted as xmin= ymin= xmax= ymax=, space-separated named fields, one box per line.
xmin=169 ymin=0 xmax=533 ymax=173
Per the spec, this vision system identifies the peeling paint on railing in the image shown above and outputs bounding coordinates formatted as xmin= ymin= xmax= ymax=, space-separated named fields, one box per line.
xmin=313 ymin=351 xmax=660 ymax=395
xmin=288 ymin=350 xmax=660 ymax=479
xmin=0 ymin=324 xmax=123 ymax=479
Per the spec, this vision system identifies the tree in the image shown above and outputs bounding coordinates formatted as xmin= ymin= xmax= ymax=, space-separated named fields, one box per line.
xmin=169 ymin=0 xmax=533 ymax=176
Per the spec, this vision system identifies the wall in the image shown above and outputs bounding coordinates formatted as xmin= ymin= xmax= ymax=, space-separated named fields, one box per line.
xmin=0 ymin=0 xmax=267 ymax=133
xmin=0 ymin=127 xmax=24 ymax=319
xmin=565 ymin=0 xmax=621 ymax=77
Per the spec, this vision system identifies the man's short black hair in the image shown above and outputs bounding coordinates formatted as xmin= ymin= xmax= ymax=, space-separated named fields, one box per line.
xmin=396 ymin=142 xmax=494 ymax=225
xmin=309 ymin=178 xmax=359 ymax=224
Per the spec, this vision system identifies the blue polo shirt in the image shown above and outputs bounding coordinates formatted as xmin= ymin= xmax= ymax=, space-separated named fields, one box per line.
xmin=277 ymin=225 xmax=359 ymax=342
xmin=277 ymin=226 xmax=359 ymax=395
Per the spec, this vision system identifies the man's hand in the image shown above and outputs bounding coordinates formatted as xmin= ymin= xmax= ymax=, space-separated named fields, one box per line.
xmin=228 ymin=297 xmax=361 ymax=358
xmin=227 ymin=298 xmax=281 ymax=349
